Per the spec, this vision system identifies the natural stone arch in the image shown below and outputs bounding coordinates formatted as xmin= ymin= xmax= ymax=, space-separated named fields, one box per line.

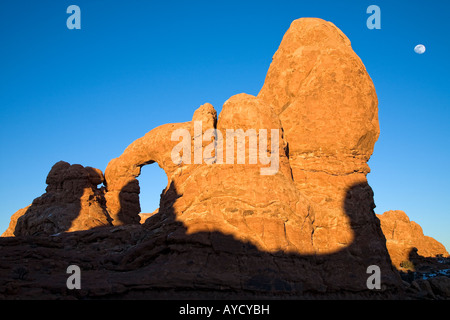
xmin=104 ymin=103 xmax=217 ymax=226
xmin=104 ymin=122 xmax=189 ymax=225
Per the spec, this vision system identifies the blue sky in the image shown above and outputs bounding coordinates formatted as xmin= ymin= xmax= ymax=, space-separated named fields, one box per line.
xmin=0 ymin=0 xmax=449 ymax=250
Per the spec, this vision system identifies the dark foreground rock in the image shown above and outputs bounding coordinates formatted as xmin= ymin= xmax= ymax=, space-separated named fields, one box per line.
xmin=0 ymin=222 xmax=403 ymax=300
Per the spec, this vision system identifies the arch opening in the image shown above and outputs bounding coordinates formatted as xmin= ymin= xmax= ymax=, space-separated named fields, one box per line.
xmin=136 ymin=163 xmax=169 ymax=224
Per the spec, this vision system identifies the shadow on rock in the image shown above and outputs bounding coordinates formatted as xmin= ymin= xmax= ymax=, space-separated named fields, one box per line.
xmin=6 ymin=161 xmax=112 ymax=237
xmin=0 ymin=180 xmax=405 ymax=300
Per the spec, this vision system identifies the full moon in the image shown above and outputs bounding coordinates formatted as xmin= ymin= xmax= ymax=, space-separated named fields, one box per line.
xmin=414 ymin=44 xmax=426 ymax=54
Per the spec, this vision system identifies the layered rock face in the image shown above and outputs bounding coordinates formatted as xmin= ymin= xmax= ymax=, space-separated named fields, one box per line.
xmin=104 ymin=95 xmax=316 ymax=254
xmin=1 ymin=18 xmax=417 ymax=298
xmin=99 ymin=18 xmax=399 ymax=293
xmin=103 ymin=19 xmax=383 ymax=255
xmin=258 ymin=18 xmax=380 ymax=253
xmin=2 ymin=161 xmax=111 ymax=237
xmin=378 ymin=211 xmax=449 ymax=269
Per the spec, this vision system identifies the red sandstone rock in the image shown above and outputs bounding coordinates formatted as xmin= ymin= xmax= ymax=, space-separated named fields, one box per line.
xmin=99 ymin=18 xmax=399 ymax=292
xmin=377 ymin=210 xmax=449 ymax=269
xmin=2 ymin=161 xmax=111 ymax=237
xmin=0 ymin=18 xmax=416 ymax=299
xmin=258 ymin=18 xmax=380 ymax=253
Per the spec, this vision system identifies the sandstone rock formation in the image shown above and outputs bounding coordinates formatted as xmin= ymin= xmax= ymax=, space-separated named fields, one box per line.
xmin=2 ymin=161 xmax=111 ymax=237
xmin=258 ymin=18 xmax=380 ymax=253
xmin=378 ymin=210 xmax=449 ymax=269
xmin=103 ymin=19 xmax=383 ymax=254
xmin=99 ymin=18 xmax=400 ymax=293
xmin=1 ymin=17 xmax=433 ymax=299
